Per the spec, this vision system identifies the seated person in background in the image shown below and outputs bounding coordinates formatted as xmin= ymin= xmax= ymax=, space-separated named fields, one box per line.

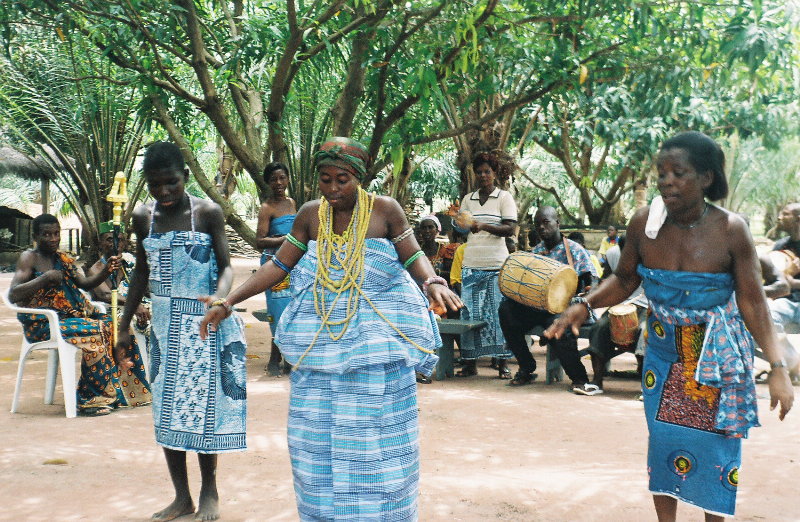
xmin=600 ymin=234 xmax=624 ymax=280
xmin=768 ymin=203 xmax=800 ymax=347
xmin=450 ymin=241 xmax=466 ymax=297
xmin=567 ymin=231 xmax=602 ymax=282
xmin=9 ymin=214 xmax=150 ymax=416
xmin=419 ymin=215 xmax=460 ymax=287
xmin=87 ymin=222 xmax=151 ymax=334
xmin=586 ymin=234 xmax=648 ymax=392
xmin=597 ymin=224 xmax=618 ymax=260
xmin=760 ymin=251 xmax=800 ymax=381
xmin=499 ymin=206 xmax=599 ymax=394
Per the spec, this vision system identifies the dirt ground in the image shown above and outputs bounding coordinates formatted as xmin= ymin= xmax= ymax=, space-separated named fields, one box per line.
xmin=1 ymin=257 xmax=799 ymax=522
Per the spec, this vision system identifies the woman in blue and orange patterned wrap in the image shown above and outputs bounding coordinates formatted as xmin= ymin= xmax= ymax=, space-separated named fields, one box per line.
xmin=547 ymin=131 xmax=793 ymax=520
xmin=9 ymin=214 xmax=150 ymax=417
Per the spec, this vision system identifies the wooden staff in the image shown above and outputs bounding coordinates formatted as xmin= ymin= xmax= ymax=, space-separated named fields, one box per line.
xmin=106 ymin=171 xmax=128 ymax=347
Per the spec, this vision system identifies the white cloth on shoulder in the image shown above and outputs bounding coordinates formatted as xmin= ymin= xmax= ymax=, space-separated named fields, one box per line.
xmin=645 ymin=196 xmax=667 ymax=239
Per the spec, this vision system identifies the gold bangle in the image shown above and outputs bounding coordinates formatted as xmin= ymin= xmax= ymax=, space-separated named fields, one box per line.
xmin=209 ymin=298 xmax=233 ymax=316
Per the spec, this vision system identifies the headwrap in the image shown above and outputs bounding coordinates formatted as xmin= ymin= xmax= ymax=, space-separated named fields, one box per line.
xmin=314 ymin=137 xmax=369 ymax=180
xmin=98 ymin=221 xmax=124 ymax=235
xmin=420 ymin=214 xmax=442 ymax=232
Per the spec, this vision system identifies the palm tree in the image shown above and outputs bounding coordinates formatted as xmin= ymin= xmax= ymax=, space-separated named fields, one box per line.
xmin=0 ymin=31 xmax=148 ymax=257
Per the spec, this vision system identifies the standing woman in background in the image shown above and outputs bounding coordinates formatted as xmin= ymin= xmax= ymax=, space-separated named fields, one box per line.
xmin=256 ymin=162 xmax=297 ymax=376
xmin=456 ymin=152 xmax=517 ymax=379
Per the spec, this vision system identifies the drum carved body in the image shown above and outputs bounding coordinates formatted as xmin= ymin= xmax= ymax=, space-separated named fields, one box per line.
xmin=498 ymin=252 xmax=577 ymax=314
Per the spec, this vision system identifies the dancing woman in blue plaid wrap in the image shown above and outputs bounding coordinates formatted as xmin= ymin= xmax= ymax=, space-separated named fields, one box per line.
xmin=202 ymin=137 xmax=463 ymax=521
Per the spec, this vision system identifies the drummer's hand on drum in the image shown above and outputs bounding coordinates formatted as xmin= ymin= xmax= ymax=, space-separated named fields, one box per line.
xmin=428 ymin=284 xmax=463 ymax=314
xmin=543 ymin=303 xmax=589 ymax=340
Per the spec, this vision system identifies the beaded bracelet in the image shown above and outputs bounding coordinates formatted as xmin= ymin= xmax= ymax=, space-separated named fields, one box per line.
xmin=285 ymin=233 xmax=308 ymax=252
xmin=272 ymin=255 xmax=291 ymax=273
xmin=570 ymin=296 xmax=595 ymax=322
xmin=391 ymin=227 xmax=414 ymax=244
xmin=403 ymin=250 xmax=425 ymax=269
xmin=422 ymin=275 xmax=449 ymax=296
xmin=209 ymin=298 xmax=233 ymax=317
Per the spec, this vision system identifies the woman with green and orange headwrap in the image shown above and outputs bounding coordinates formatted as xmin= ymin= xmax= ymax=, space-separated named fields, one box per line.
xmin=201 ymin=137 xmax=462 ymax=520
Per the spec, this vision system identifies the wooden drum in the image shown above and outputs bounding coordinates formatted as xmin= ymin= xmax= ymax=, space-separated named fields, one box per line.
xmin=609 ymin=303 xmax=639 ymax=347
xmin=498 ymin=252 xmax=578 ymax=314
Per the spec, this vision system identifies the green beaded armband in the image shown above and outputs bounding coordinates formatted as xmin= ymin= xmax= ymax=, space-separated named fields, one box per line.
xmin=286 ymin=233 xmax=308 ymax=252
xmin=403 ymin=250 xmax=425 ymax=269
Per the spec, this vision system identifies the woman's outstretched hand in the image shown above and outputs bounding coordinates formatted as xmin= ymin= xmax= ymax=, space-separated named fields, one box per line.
xmin=427 ymin=284 xmax=463 ymax=315
xmin=197 ymin=295 xmax=230 ymax=340
xmin=543 ymin=303 xmax=589 ymax=340
xmin=768 ymin=369 xmax=794 ymax=420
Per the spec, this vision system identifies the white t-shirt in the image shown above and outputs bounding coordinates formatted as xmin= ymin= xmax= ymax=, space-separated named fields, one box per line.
xmin=461 ymin=188 xmax=518 ymax=270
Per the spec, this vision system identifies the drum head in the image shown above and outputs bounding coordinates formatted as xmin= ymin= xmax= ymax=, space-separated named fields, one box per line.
xmin=609 ymin=303 xmax=637 ymax=316
xmin=546 ymin=269 xmax=578 ymax=314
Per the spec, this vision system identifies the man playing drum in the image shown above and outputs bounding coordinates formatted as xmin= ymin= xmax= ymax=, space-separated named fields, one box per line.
xmin=498 ymin=206 xmax=599 ymax=394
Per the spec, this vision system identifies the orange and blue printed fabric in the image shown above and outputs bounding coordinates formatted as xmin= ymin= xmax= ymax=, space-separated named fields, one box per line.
xmin=638 ymin=265 xmax=758 ymax=517
xmin=17 ymin=251 xmax=150 ymax=411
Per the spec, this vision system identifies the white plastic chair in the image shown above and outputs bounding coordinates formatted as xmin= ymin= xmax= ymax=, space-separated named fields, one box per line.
xmin=3 ymin=289 xmax=80 ymax=418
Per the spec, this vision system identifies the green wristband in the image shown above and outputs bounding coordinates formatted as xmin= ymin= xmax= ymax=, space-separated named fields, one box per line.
xmin=286 ymin=233 xmax=308 ymax=252
xmin=403 ymin=250 xmax=425 ymax=269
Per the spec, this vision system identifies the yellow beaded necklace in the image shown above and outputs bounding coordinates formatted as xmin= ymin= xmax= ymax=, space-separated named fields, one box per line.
xmin=292 ymin=186 xmax=435 ymax=369
xmin=313 ymin=186 xmax=373 ymax=340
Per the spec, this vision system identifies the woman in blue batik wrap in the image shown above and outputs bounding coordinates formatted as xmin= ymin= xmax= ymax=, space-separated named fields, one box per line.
xmin=547 ymin=131 xmax=793 ymax=521
xmin=201 ymin=137 xmax=462 ymax=521
xmin=256 ymin=162 xmax=297 ymax=376
xmin=115 ymin=141 xmax=247 ymax=522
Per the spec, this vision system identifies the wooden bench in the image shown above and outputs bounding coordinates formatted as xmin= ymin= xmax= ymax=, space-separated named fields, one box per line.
xmin=435 ymin=318 xmax=487 ymax=380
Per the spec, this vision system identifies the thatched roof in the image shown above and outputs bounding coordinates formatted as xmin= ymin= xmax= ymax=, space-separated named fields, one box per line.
xmin=0 ymin=205 xmax=33 ymax=219
xmin=0 ymin=145 xmax=55 ymax=180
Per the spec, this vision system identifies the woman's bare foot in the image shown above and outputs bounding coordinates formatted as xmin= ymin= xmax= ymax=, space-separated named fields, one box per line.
xmin=152 ymin=498 xmax=195 ymax=521
xmin=195 ymin=488 xmax=219 ymax=521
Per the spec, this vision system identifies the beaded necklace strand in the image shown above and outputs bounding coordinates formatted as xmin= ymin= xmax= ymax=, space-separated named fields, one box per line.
xmin=291 ymin=187 xmax=435 ymax=369
xmin=313 ymin=186 xmax=373 ymax=339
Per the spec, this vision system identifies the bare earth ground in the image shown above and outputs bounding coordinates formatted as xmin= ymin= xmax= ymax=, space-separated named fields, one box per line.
xmin=0 ymin=257 xmax=798 ymax=522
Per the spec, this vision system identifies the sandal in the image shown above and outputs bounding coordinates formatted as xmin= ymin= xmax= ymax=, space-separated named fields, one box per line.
xmin=416 ymin=373 xmax=432 ymax=384
xmin=507 ymin=371 xmax=537 ymax=386
xmin=455 ymin=362 xmax=478 ymax=378
xmin=498 ymin=364 xmax=512 ymax=380
xmin=79 ymin=406 xmax=113 ymax=417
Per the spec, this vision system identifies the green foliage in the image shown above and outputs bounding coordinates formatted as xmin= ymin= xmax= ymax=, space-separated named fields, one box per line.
xmin=0 ymin=26 xmax=148 ymax=249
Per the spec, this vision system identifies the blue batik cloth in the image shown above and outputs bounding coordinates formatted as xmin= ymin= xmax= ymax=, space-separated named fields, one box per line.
xmin=145 ymin=227 xmax=247 ymax=453
xmin=459 ymin=268 xmax=511 ymax=359
xmin=275 ymin=238 xmax=439 ymax=520
xmin=261 ymin=213 xmax=296 ymax=327
xmin=638 ymin=265 xmax=759 ymax=517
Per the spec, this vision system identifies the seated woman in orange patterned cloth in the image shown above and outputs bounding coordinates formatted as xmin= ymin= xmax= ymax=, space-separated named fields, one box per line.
xmin=9 ymin=214 xmax=150 ymax=416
